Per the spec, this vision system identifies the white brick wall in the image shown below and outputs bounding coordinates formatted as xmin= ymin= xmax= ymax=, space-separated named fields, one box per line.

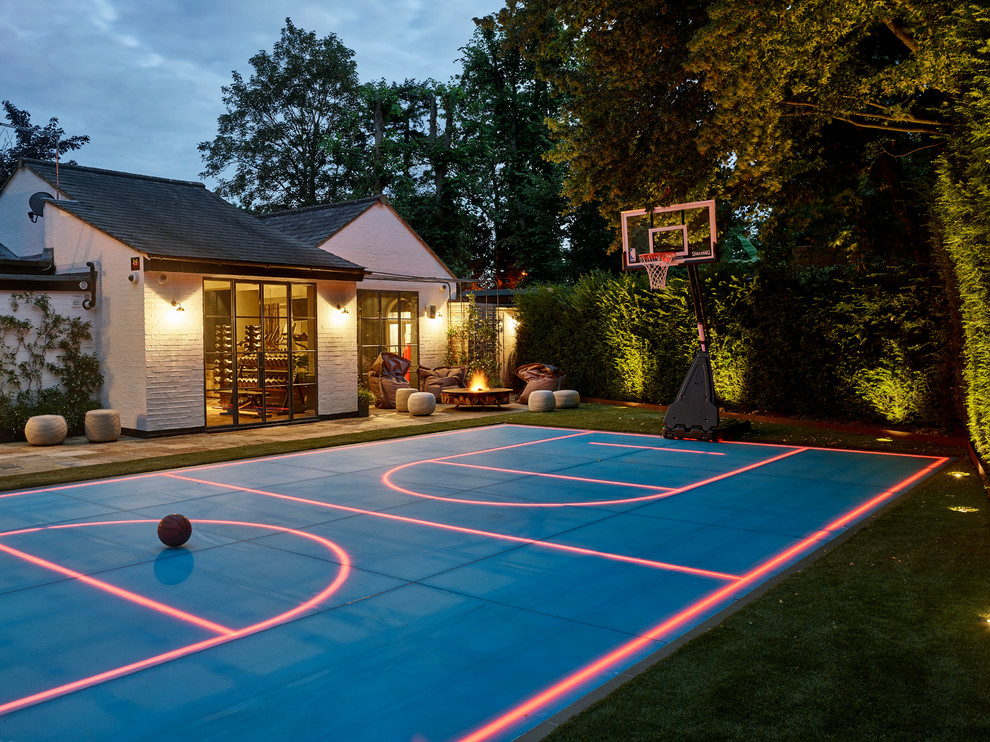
xmin=318 ymin=281 xmax=358 ymax=415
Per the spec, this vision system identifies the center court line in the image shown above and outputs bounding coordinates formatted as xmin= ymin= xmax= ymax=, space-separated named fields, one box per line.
xmin=161 ymin=473 xmax=742 ymax=582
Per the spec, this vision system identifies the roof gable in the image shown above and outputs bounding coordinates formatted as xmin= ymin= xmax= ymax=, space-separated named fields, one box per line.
xmin=258 ymin=196 xmax=382 ymax=245
xmin=21 ymin=159 xmax=364 ymax=278
xmin=261 ymin=196 xmax=456 ymax=280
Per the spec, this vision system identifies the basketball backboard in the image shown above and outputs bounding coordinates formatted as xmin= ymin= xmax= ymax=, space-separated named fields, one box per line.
xmin=621 ymin=199 xmax=717 ymax=270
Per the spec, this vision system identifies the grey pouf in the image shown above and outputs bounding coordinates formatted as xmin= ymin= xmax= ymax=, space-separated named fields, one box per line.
xmin=407 ymin=391 xmax=437 ymax=416
xmin=24 ymin=414 xmax=68 ymax=446
xmin=85 ymin=409 xmax=121 ymax=442
xmin=394 ymin=387 xmax=416 ymax=412
xmin=553 ymin=389 xmax=580 ymax=409
xmin=528 ymin=389 xmax=556 ymax=413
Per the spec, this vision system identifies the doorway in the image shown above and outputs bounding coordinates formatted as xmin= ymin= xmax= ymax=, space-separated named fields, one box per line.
xmin=204 ymin=279 xmax=317 ymax=428
xmin=358 ymin=290 xmax=419 ymax=388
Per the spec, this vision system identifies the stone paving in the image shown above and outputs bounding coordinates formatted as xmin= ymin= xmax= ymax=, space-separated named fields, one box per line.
xmin=0 ymin=404 xmax=524 ymax=479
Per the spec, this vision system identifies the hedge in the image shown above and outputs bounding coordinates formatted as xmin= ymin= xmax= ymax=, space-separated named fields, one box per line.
xmin=515 ymin=264 xmax=958 ymax=432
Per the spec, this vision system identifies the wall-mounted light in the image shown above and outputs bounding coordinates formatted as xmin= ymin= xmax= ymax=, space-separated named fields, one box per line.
xmin=336 ymin=303 xmax=349 ymax=314
xmin=426 ymin=305 xmax=437 ymax=319
xmin=171 ymin=300 xmax=184 ymax=312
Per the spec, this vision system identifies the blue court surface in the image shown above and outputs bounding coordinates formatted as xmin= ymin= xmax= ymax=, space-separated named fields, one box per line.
xmin=0 ymin=424 xmax=947 ymax=741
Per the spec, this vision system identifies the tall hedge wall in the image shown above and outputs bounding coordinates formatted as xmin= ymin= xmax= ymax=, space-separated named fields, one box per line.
xmin=515 ymin=265 xmax=958 ymax=432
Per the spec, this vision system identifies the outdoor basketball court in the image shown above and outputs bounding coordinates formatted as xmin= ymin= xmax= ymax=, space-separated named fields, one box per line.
xmin=0 ymin=423 xmax=947 ymax=741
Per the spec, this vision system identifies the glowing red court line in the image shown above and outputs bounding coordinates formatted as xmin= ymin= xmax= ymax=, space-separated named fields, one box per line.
xmin=176 ymin=427 xmax=591 ymax=476
xmin=0 ymin=471 xmax=163 ymax=498
xmin=431 ymin=430 xmax=594 ymax=463
xmin=458 ymin=453 xmax=948 ymax=741
xmin=457 ymin=527 xmax=833 ymax=742
xmin=384 ymin=445 xmax=811 ymax=508
xmin=0 ymin=519 xmax=351 ymax=717
xmin=823 ymin=456 xmax=949 ymax=530
xmin=723 ymin=438 xmax=945 ymax=459
xmin=433 ymin=459 xmax=676 ymax=492
xmin=162 ymin=473 xmax=742 ymax=581
xmin=0 ymin=538 xmax=236 ymax=636
xmin=589 ymin=442 xmax=726 ymax=455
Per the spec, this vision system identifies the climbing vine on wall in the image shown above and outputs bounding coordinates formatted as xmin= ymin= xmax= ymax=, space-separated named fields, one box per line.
xmin=0 ymin=292 xmax=103 ymax=438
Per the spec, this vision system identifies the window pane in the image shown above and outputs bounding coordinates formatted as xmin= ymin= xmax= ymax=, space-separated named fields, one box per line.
xmin=360 ymin=318 xmax=380 ymax=347
xmin=292 ymin=283 xmax=315 ymax=318
xmin=358 ymin=291 xmax=379 ymax=318
xmin=290 ymin=318 xmax=314 ymax=351
xmin=235 ymin=283 xmax=260 ymax=318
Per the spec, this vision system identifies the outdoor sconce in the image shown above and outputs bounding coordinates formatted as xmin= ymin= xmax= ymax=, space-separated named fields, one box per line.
xmin=426 ymin=305 xmax=437 ymax=319
xmin=171 ymin=300 xmax=184 ymax=312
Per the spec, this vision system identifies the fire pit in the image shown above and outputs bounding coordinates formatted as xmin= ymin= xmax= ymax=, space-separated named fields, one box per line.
xmin=441 ymin=371 xmax=513 ymax=409
xmin=441 ymin=387 xmax=514 ymax=409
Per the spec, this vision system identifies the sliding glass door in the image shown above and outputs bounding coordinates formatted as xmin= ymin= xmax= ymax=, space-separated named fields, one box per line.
xmin=204 ymin=279 xmax=317 ymax=428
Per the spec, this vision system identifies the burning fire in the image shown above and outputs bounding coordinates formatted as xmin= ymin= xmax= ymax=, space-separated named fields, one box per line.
xmin=469 ymin=371 xmax=489 ymax=391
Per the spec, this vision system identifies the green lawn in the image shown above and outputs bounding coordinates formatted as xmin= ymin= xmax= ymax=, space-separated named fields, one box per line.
xmin=3 ymin=405 xmax=987 ymax=740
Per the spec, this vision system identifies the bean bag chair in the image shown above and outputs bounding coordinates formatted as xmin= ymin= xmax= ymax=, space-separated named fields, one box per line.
xmin=369 ymin=351 xmax=411 ymax=408
xmin=514 ymin=363 xmax=566 ymax=403
xmin=418 ymin=365 xmax=468 ymax=400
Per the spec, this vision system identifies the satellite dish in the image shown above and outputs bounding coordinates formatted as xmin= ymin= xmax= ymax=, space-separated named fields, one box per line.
xmin=28 ymin=192 xmax=54 ymax=218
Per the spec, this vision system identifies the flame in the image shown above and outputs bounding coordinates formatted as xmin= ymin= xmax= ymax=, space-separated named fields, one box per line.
xmin=469 ymin=371 xmax=489 ymax=391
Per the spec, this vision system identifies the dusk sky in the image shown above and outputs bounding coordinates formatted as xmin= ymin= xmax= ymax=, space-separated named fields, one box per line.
xmin=0 ymin=1 xmax=503 ymax=186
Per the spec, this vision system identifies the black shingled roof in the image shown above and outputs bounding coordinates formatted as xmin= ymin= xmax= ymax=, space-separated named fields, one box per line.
xmin=258 ymin=196 xmax=383 ymax=247
xmin=21 ymin=160 xmax=365 ymax=279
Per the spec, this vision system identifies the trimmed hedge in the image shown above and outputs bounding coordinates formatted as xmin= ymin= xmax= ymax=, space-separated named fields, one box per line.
xmin=515 ymin=264 xmax=958 ymax=432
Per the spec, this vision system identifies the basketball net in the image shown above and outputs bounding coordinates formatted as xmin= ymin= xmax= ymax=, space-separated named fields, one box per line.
xmin=639 ymin=252 xmax=677 ymax=291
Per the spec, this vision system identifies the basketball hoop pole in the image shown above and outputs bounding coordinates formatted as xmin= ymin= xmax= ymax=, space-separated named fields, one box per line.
xmin=687 ymin=264 xmax=710 ymax=353
xmin=663 ymin=263 xmax=719 ymax=441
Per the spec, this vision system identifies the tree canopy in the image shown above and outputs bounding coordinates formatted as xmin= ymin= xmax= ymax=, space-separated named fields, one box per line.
xmin=198 ymin=19 xmax=365 ymax=211
xmin=0 ymin=101 xmax=90 ymax=184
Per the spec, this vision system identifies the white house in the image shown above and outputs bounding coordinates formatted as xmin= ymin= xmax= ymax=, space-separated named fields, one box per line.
xmin=0 ymin=159 xmax=458 ymax=436
xmin=260 ymin=197 xmax=458 ymax=390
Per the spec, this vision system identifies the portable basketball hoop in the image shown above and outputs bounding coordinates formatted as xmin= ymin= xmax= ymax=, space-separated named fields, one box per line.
xmin=620 ymin=199 xmax=722 ymax=440
xmin=639 ymin=252 xmax=677 ymax=291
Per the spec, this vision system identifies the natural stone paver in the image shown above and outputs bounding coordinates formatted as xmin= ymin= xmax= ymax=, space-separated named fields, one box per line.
xmin=0 ymin=404 xmax=523 ymax=479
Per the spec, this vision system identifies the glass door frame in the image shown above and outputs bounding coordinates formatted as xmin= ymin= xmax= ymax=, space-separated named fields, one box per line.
xmin=204 ymin=279 xmax=317 ymax=428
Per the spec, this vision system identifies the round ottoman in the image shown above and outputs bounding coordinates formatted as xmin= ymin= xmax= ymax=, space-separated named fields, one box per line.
xmin=528 ymin=389 xmax=556 ymax=413
xmin=85 ymin=409 xmax=121 ymax=442
xmin=394 ymin=387 xmax=416 ymax=412
xmin=553 ymin=389 xmax=580 ymax=409
xmin=24 ymin=414 xmax=68 ymax=446
xmin=407 ymin=391 xmax=437 ymax=416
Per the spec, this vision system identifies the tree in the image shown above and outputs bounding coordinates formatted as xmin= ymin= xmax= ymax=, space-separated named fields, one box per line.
xmin=501 ymin=1 xmax=721 ymax=227
xmin=198 ymin=18 xmax=367 ymax=212
xmin=0 ymin=101 xmax=89 ymax=183
xmin=688 ymin=0 xmax=963 ymax=266
xmin=456 ymin=14 xmax=569 ymax=286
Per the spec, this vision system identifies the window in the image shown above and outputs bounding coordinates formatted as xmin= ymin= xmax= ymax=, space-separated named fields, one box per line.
xmin=204 ymin=279 xmax=317 ymax=428
xmin=358 ymin=290 xmax=419 ymax=388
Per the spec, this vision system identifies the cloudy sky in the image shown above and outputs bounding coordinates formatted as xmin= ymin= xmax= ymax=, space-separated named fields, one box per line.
xmin=0 ymin=0 xmax=503 ymax=186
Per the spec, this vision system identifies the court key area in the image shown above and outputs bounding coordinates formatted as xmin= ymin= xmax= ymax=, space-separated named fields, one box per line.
xmin=0 ymin=424 xmax=947 ymax=741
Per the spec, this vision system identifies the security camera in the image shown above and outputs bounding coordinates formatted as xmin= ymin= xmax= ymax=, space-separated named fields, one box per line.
xmin=157 ymin=274 xmax=168 ymax=284
xmin=128 ymin=273 xmax=140 ymax=284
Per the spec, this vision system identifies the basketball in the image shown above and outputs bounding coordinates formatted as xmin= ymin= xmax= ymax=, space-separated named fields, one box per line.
xmin=157 ymin=513 xmax=192 ymax=547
